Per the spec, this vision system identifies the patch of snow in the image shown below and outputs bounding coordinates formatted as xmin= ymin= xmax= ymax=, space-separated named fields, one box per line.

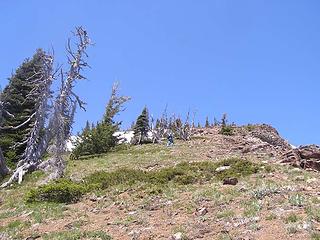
xmin=65 ymin=136 xmax=80 ymax=152
xmin=113 ymin=131 xmax=134 ymax=144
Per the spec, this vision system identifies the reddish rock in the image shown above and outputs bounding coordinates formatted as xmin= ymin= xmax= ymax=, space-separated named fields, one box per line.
xmin=223 ymin=177 xmax=238 ymax=185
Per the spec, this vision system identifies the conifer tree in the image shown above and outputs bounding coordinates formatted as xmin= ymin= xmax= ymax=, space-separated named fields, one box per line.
xmin=0 ymin=49 xmax=47 ymax=165
xmin=133 ymin=107 xmax=150 ymax=144
xmin=72 ymin=83 xmax=130 ymax=159
xmin=205 ymin=116 xmax=210 ymax=128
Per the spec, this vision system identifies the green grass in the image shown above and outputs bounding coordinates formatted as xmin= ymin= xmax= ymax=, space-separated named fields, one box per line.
xmin=217 ymin=209 xmax=235 ymax=220
xmin=311 ymin=232 xmax=320 ymax=240
xmin=265 ymin=213 xmax=277 ymax=221
xmin=42 ymin=230 xmax=111 ymax=240
xmin=289 ymin=194 xmax=305 ymax=207
xmin=27 ymin=158 xmax=264 ymax=203
xmin=305 ymin=205 xmax=320 ymax=222
xmin=0 ymin=220 xmax=31 ymax=239
xmin=243 ymin=199 xmax=262 ymax=217
xmin=285 ymin=213 xmax=299 ymax=223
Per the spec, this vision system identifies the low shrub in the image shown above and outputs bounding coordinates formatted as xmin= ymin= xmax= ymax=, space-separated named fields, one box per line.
xmin=285 ymin=213 xmax=299 ymax=223
xmin=26 ymin=179 xmax=87 ymax=204
xmin=219 ymin=126 xmax=234 ymax=136
xmin=27 ymin=158 xmax=263 ymax=203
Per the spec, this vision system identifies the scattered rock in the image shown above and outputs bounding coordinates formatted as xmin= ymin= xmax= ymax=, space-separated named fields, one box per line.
xmin=294 ymin=176 xmax=304 ymax=181
xmin=215 ymin=166 xmax=230 ymax=172
xmin=171 ymin=232 xmax=183 ymax=240
xmin=307 ymin=178 xmax=317 ymax=184
xmin=302 ymin=221 xmax=312 ymax=230
xmin=223 ymin=177 xmax=238 ymax=185
xmin=128 ymin=230 xmax=140 ymax=239
xmin=196 ymin=207 xmax=208 ymax=216
xmin=25 ymin=236 xmax=41 ymax=240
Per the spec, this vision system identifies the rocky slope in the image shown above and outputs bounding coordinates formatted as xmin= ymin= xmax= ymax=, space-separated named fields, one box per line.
xmin=1 ymin=124 xmax=320 ymax=240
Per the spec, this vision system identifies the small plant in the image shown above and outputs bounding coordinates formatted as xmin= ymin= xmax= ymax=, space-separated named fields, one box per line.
xmin=219 ymin=113 xmax=234 ymax=135
xmin=289 ymin=194 xmax=305 ymax=207
xmin=219 ymin=125 xmax=234 ymax=136
xmin=305 ymin=205 xmax=320 ymax=222
xmin=286 ymin=223 xmax=299 ymax=234
xmin=218 ymin=233 xmax=232 ymax=240
xmin=252 ymin=184 xmax=281 ymax=200
xmin=244 ymin=200 xmax=262 ymax=217
xmin=265 ymin=213 xmax=277 ymax=221
xmin=217 ymin=209 xmax=235 ymax=220
xmin=0 ymin=220 xmax=31 ymax=239
xmin=311 ymin=232 xmax=320 ymax=240
xmin=285 ymin=213 xmax=299 ymax=223
xmin=245 ymin=124 xmax=255 ymax=132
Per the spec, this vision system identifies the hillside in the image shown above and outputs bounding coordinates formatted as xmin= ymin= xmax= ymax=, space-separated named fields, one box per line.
xmin=1 ymin=125 xmax=320 ymax=240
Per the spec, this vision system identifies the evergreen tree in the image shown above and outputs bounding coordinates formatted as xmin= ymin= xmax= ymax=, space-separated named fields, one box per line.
xmin=72 ymin=83 xmax=130 ymax=159
xmin=205 ymin=116 xmax=210 ymax=128
xmin=83 ymin=120 xmax=91 ymax=134
xmin=133 ymin=107 xmax=150 ymax=144
xmin=0 ymin=49 xmax=47 ymax=165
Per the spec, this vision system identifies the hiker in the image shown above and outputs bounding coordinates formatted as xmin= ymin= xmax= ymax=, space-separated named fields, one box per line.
xmin=167 ymin=133 xmax=174 ymax=147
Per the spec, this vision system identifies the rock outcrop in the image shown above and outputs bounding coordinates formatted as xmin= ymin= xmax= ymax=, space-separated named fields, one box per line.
xmin=281 ymin=144 xmax=320 ymax=171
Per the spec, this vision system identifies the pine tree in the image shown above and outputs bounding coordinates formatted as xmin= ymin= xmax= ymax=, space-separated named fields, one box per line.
xmin=133 ymin=107 xmax=150 ymax=144
xmin=83 ymin=120 xmax=91 ymax=133
xmin=72 ymin=83 xmax=130 ymax=159
xmin=205 ymin=116 xmax=210 ymax=128
xmin=0 ymin=49 xmax=47 ymax=165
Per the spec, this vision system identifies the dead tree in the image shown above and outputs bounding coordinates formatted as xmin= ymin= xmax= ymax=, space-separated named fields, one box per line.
xmin=172 ymin=111 xmax=195 ymax=141
xmin=38 ymin=26 xmax=91 ymax=181
xmin=1 ymin=27 xmax=91 ymax=187
xmin=151 ymin=107 xmax=195 ymax=143
xmin=152 ymin=106 xmax=170 ymax=142
xmin=103 ymin=82 xmax=131 ymax=126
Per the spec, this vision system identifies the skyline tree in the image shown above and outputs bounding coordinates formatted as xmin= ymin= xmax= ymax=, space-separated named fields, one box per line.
xmin=133 ymin=107 xmax=150 ymax=144
xmin=0 ymin=49 xmax=48 ymax=165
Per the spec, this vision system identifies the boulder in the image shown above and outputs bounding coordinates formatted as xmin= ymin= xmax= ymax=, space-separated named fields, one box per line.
xmin=215 ymin=166 xmax=231 ymax=172
xmin=223 ymin=177 xmax=238 ymax=185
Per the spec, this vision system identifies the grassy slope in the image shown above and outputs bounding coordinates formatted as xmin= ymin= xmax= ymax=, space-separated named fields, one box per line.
xmin=0 ymin=140 xmax=320 ymax=239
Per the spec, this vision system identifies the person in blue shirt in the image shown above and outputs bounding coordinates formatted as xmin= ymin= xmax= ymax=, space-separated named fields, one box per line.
xmin=167 ymin=133 xmax=174 ymax=147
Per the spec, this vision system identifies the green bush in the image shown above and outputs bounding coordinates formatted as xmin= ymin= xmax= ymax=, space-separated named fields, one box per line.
xmin=72 ymin=123 xmax=118 ymax=159
xmin=26 ymin=179 xmax=87 ymax=203
xmin=215 ymin=158 xmax=260 ymax=180
xmin=219 ymin=126 xmax=234 ymax=136
xmin=27 ymin=158 xmax=263 ymax=203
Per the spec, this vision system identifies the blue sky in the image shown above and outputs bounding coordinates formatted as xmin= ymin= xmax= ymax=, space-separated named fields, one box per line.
xmin=0 ymin=1 xmax=320 ymax=145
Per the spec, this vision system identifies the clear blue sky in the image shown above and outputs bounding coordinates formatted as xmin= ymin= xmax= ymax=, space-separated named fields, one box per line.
xmin=0 ymin=1 xmax=319 ymax=146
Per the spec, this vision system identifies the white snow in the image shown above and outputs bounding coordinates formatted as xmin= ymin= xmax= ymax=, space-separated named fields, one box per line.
xmin=113 ymin=131 xmax=135 ymax=144
xmin=65 ymin=136 xmax=81 ymax=152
